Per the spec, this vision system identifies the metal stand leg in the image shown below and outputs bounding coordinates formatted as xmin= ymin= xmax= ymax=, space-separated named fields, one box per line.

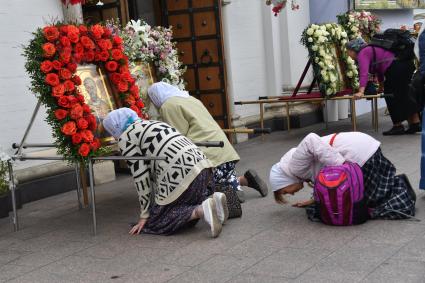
xmin=325 ymin=100 xmax=329 ymax=130
xmin=286 ymin=102 xmax=291 ymax=131
xmin=15 ymin=101 xmax=41 ymax=156
xmin=260 ymin=103 xmax=264 ymax=140
xmin=374 ymin=98 xmax=379 ymax=132
xmin=351 ymin=98 xmax=357 ymax=131
xmin=88 ymin=159 xmax=97 ymax=236
xmin=74 ymin=163 xmax=83 ymax=210
xmin=371 ymin=99 xmax=375 ymax=131
xmin=8 ymin=161 xmax=18 ymax=231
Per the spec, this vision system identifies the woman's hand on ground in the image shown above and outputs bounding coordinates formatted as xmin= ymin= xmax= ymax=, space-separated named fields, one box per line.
xmin=292 ymin=199 xmax=315 ymax=208
xmin=129 ymin=218 xmax=148 ymax=235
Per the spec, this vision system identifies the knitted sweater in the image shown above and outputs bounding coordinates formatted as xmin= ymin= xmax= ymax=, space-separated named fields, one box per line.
xmin=118 ymin=120 xmax=213 ymax=219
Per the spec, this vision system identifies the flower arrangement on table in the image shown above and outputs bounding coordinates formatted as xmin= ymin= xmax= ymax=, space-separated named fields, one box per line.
xmin=108 ymin=19 xmax=186 ymax=90
xmin=337 ymin=10 xmax=381 ymax=42
xmin=24 ymin=23 xmax=145 ymax=162
xmin=265 ymin=0 xmax=299 ymax=16
xmin=301 ymin=23 xmax=359 ymax=97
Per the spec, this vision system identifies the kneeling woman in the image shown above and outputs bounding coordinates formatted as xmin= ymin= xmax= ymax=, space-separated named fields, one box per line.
xmin=103 ymin=108 xmax=228 ymax=237
xmin=269 ymin=132 xmax=416 ymax=219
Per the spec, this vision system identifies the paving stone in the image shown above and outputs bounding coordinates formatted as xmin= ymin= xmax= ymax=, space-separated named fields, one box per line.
xmin=227 ymin=273 xmax=294 ymax=283
xmin=362 ymin=260 xmax=425 ymax=283
xmin=0 ymin=249 xmax=31 ymax=265
xmin=245 ymin=247 xmax=332 ymax=279
xmin=0 ymin=264 xmax=36 ymax=282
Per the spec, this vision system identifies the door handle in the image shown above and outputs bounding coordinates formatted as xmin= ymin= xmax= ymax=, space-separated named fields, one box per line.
xmin=206 ymin=75 xmax=212 ymax=81
xmin=202 ymin=20 xmax=207 ymax=26
xmin=200 ymin=49 xmax=213 ymax=65
xmin=177 ymin=23 xmax=183 ymax=29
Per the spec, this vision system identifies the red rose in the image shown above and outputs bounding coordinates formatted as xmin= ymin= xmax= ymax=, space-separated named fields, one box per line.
xmin=67 ymin=63 xmax=77 ymax=73
xmin=67 ymin=25 xmax=79 ymax=35
xmin=59 ymin=47 xmax=72 ymax=64
xmin=121 ymin=72 xmax=133 ymax=82
xmin=59 ymin=68 xmax=72 ymax=80
xmin=43 ymin=26 xmax=60 ymax=42
xmin=72 ymin=75 xmax=82 ymax=86
xmin=52 ymin=60 xmax=62 ymax=71
xmin=70 ymin=104 xmax=84 ymax=120
xmin=81 ymin=129 xmax=94 ymax=143
xmin=90 ymin=24 xmax=104 ymax=39
xmin=130 ymin=84 xmax=139 ymax=94
xmin=77 ymin=118 xmax=89 ymax=129
xmin=72 ymin=132 xmax=83 ymax=145
xmin=45 ymin=73 xmax=60 ymax=86
xmin=83 ymin=50 xmax=95 ymax=62
xmin=99 ymin=50 xmax=109 ymax=62
xmin=105 ymin=61 xmax=118 ymax=72
xmin=54 ymin=109 xmax=68 ymax=120
xmin=112 ymin=36 xmax=123 ymax=46
xmin=118 ymin=81 xmax=129 ymax=93
xmin=119 ymin=65 xmax=129 ymax=73
xmin=136 ymin=100 xmax=145 ymax=109
xmin=74 ymin=43 xmax=84 ymax=54
xmin=73 ymin=53 xmax=83 ymax=63
xmin=67 ymin=31 xmax=79 ymax=44
xmin=80 ymin=36 xmax=95 ymax=50
xmin=60 ymin=25 xmax=69 ymax=34
xmin=58 ymin=96 xmax=71 ymax=108
xmin=79 ymin=25 xmax=88 ymax=34
xmin=52 ymin=84 xmax=65 ymax=97
xmin=61 ymin=121 xmax=77 ymax=136
xmin=68 ymin=96 xmax=79 ymax=106
xmin=78 ymin=143 xmax=91 ymax=157
xmin=130 ymin=105 xmax=141 ymax=116
xmin=40 ymin=60 xmax=53 ymax=73
xmin=76 ymin=94 xmax=85 ymax=103
xmin=98 ymin=39 xmax=112 ymax=50
xmin=42 ymin=43 xmax=56 ymax=57
xmin=59 ymin=36 xmax=71 ymax=47
xmin=110 ymin=73 xmax=121 ymax=85
xmin=103 ymin=27 xmax=112 ymax=37
xmin=64 ymin=80 xmax=75 ymax=92
xmin=83 ymin=104 xmax=91 ymax=113
xmin=90 ymin=138 xmax=101 ymax=150
xmin=87 ymin=114 xmax=97 ymax=131
xmin=111 ymin=49 xmax=123 ymax=61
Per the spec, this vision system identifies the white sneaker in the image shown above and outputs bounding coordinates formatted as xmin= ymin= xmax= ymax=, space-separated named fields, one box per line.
xmin=213 ymin=192 xmax=229 ymax=224
xmin=202 ymin=198 xmax=222 ymax=238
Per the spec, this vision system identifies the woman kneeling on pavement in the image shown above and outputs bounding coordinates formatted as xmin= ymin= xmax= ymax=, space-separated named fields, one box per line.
xmin=269 ymin=132 xmax=416 ymax=220
xmin=147 ymin=82 xmax=268 ymax=202
xmin=103 ymin=108 xmax=228 ymax=237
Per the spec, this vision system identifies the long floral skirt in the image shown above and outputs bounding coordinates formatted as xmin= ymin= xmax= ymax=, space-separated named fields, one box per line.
xmin=142 ymin=169 xmax=213 ymax=235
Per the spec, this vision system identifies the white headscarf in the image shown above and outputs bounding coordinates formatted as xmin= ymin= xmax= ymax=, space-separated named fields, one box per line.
xmin=102 ymin=108 xmax=140 ymax=139
xmin=148 ymin=82 xmax=190 ymax=108
xmin=415 ymin=22 xmax=425 ymax=60
xmin=269 ymin=148 xmax=299 ymax=192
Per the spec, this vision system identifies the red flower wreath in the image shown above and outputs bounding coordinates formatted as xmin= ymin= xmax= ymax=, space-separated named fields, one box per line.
xmin=24 ymin=23 xmax=145 ymax=161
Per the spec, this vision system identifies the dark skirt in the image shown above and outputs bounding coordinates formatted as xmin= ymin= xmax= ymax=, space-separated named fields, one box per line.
xmin=142 ymin=169 xmax=213 ymax=235
xmin=384 ymin=59 xmax=419 ymax=123
xmin=362 ymin=148 xmax=415 ymax=219
xmin=421 ymin=107 xmax=425 ymax=189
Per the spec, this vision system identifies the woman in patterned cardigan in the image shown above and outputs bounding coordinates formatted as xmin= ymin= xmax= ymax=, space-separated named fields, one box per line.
xmin=103 ymin=108 xmax=229 ymax=237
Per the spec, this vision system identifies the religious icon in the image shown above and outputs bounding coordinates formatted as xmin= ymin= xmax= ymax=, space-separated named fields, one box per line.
xmin=76 ymin=64 xmax=117 ymax=144
xmin=130 ymin=62 xmax=158 ymax=119
xmin=354 ymin=0 xmax=418 ymax=9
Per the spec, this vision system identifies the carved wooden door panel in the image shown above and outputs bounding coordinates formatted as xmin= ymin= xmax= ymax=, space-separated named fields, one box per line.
xmin=161 ymin=0 xmax=229 ymax=128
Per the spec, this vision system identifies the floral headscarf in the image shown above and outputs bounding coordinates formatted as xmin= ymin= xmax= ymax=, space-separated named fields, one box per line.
xmin=345 ymin=38 xmax=367 ymax=53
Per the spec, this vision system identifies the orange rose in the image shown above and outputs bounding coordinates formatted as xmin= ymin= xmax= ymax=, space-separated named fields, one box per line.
xmin=45 ymin=73 xmax=60 ymax=87
xmin=61 ymin=121 xmax=77 ymax=136
xmin=43 ymin=26 xmax=59 ymax=42
xmin=52 ymin=84 xmax=65 ymax=97
xmin=90 ymin=24 xmax=104 ymax=39
xmin=77 ymin=118 xmax=89 ymax=129
xmin=59 ymin=68 xmax=72 ymax=80
xmin=81 ymin=129 xmax=94 ymax=143
xmin=72 ymin=132 xmax=83 ymax=145
xmin=118 ymin=81 xmax=129 ymax=93
xmin=78 ymin=143 xmax=91 ymax=157
xmin=42 ymin=43 xmax=56 ymax=57
xmin=90 ymin=138 xmax=101 ymax=151
xmin=54 ymin=109 xmax=68 ymax=120
xmin=70 ymin=104 xmax=84 ymax=120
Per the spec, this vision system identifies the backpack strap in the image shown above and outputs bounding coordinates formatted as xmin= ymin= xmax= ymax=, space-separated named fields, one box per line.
xmin=329 ymin=133 xmax=338 ymax=146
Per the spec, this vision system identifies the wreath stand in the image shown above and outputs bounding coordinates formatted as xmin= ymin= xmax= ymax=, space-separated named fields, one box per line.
xmin=8 ymin=99 xmax=230 ymax=235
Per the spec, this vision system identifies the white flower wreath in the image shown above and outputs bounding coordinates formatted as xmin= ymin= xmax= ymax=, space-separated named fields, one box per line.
xmin=302 ymin=23 xmax=359 ymax=97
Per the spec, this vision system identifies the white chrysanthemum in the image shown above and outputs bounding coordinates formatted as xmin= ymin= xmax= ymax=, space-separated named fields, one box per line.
xmin=347 ymin=71 xmax=353 ymax=78
xmin=306 ymin=28 xmax=314 ymax=35
xmin=312 ymin=45 xmax=318 ymax=51
xmin=308 ymin=37 xmax=313 ymax=43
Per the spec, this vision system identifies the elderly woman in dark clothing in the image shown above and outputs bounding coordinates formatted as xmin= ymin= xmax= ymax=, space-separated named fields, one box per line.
xmin=346 ymin=38 xmax=421 ymax=135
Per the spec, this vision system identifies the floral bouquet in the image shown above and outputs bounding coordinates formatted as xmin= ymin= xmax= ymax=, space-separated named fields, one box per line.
xmin=301 ymin=23 xmax=359 ymax=97
xmin=337 ymin=10 xmax=381 ymax=42
xmin=108 ymin=19 xmax=186 ymax=90
xmin=265 ymin=0 xmax=299 ymax=16
xmin=0 ymin=149 xmax=11 ymax=196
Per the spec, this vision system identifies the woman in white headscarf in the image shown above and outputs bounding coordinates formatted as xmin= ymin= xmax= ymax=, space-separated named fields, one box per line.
xmin=103 ymin=108 xmax=228 ymax=238
xmin=148 ymin=82 xmax=268 ymax=202
xmin=270 ymin=132 xmax=416 ymax=220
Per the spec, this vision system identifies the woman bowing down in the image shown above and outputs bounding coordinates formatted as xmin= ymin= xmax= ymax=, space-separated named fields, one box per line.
xmin=102 ymin=108 xmax=229 ymax=237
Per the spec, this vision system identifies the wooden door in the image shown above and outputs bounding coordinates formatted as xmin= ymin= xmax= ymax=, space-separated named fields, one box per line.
xmin=161 ymin=0 xmax=230 ymax=128
xmin=82 ymin=0 xmax=129 ymax=26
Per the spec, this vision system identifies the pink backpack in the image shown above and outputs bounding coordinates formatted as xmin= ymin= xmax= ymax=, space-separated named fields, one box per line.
xmin=313 ymin=134 xmax=369 ymax=225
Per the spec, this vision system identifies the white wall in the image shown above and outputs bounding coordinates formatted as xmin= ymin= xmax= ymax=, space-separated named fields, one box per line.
xmin=223 ymin=0 xmax=311 ymax=119
xmin=0 ymin=0 xmax=63 ymax=158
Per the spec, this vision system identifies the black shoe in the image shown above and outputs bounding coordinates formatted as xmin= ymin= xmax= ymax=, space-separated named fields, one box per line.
xmin=382 ymin=125 xmax=405 ymax=136
xmin=405 ymin=123 xmax=421 ymax=134
xmin=244 ymin=170 xmax=268 ymax=197
xmin=397 ymin=174 xmax=416 ymax=202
